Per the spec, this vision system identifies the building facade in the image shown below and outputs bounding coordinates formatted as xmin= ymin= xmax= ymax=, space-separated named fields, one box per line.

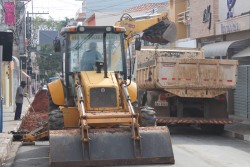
xmin=0 ymin=0 xmax=28 ymax=109
xmin=82 ymin=0 xmax=250 ymax=119
xmin=175 ymin=0 xmax=250 ymax=119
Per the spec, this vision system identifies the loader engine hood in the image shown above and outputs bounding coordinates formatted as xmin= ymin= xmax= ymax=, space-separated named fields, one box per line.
xmin=79 ymin=71 xmax=120 ymax=110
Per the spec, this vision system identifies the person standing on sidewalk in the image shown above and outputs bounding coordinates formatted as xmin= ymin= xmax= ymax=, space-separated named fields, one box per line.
xmin=14 ymin=81 xmax=27 ymax=120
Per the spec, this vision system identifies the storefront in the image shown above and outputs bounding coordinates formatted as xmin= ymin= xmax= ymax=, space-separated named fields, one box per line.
xmin=202 ymin=14 xmax=250 ymax=119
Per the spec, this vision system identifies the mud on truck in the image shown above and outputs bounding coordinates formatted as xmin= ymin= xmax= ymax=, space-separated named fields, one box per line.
xmin=136 ymin=47 xmax=238 ymax=134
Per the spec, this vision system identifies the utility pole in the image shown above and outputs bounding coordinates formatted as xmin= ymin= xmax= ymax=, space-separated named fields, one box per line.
xmin=26 ymin=11 xmax=49 ymax=96
xmin=0 ymin=46 xmax=3 ymax=132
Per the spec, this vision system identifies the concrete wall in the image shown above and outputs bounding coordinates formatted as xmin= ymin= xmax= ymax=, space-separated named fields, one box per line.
xmin=176 ymin=38 xmax=197 ymax=48
xmin=189 ymin=0 xmax=219 ymax=39
xmin=95 ymin=12 xmax=121 ymax=26
xmin=219 ymin=0 xmax=250 ymax=21
xmin=169 ymin=0 xmax=187 ymax=40
xmin=87 ymin=14 xmax=96 ymax=26
xmin=226 ymin=30 xmax=250 ymax=41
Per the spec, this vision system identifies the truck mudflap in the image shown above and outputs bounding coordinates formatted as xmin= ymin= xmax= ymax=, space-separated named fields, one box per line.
xmin=49 ymin=127 xmax=174 ymax=167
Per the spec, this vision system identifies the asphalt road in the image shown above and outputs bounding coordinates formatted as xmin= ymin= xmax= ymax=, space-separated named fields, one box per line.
xmin=7 ymin=126 xmax=250 ymax=167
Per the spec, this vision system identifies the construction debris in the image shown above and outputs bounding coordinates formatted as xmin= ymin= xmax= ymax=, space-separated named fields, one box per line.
xmin=19 ymin=90 xmax=49 ymax=131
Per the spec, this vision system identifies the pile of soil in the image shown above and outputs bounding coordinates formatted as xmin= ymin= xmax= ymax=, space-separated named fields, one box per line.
xmin=19 ymin=90 xmax=49 ymax=131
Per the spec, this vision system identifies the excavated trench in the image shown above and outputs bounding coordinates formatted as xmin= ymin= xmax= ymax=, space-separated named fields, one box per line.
xmin=19 ymin=90 xmax=49 ymax=131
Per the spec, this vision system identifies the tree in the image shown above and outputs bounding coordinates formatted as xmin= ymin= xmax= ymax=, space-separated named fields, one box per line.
xmin=32 ymin=17 xmax=71 ymax=81
xmin=37 ymin=45 xmax=62 ymax=79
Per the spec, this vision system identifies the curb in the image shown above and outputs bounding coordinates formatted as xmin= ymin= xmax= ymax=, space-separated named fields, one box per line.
xmin=0 ymin=100 xmax=33 ymax=166
xmin=223 ymin=129 xmax=250 ymax=142
xmin=2 ymin=142 xmax=22 ymax=167
xmin=0 ymin=134 xmax=13 ymax=166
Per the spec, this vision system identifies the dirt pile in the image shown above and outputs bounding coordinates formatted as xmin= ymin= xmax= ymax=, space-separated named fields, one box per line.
xmin=19 ymin=90 xmax=49 ymax=131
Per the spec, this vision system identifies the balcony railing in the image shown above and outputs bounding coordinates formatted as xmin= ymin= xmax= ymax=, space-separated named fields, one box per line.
xmin=178 ymin=8 xmax=191 ymax=25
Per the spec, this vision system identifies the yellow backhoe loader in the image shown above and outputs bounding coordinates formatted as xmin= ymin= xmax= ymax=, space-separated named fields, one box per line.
xmin=48 ymin=25 xmax=175 ymax=166
xmin=115 ymin=12 xmax=176 ymax=46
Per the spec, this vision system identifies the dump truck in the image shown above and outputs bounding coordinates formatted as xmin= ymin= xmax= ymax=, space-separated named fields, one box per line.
xmin=116 ymin=12 xmax=238 ymax=134
xmin=48 ymin=25 xmax=175 ymax=166
xmin=135 ymin=47 xmax=238 ymax=133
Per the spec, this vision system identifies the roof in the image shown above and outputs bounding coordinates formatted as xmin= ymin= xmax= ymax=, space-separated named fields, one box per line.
xmin=123 ymin=2 xmax=168 ymax=13
xmin=232 ymin=46 xmax=250 ymax=58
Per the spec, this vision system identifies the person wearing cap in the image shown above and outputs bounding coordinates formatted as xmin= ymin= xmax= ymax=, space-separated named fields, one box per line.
xmin=80 ymin=42 xmax=102 ymax=71
xmin=14 ymin=81 xmax=27 ymax=120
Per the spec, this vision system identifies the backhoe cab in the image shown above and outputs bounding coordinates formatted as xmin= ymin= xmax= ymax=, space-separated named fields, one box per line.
xmin=49 ymin=26 xmax=174 ymax=167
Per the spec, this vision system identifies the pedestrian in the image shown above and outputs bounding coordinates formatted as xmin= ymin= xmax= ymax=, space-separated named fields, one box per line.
xmin=14 ymin=81 xmax=27 ymax=120
xmin=32 ymin=86 xmax=35 ymax=95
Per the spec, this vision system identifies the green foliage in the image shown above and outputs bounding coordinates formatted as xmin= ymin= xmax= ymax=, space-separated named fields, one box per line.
xmin=37 ymin=45 xmax=62 ymax=79
xmin=33 ymin=17 xmax=72 ymax=80
xmin=32 ymin=16 xmax=71 ymax=31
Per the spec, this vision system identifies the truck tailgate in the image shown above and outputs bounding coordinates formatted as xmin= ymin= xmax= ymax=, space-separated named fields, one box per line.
xmin=136 ymin=50 xmax=238 ymax=98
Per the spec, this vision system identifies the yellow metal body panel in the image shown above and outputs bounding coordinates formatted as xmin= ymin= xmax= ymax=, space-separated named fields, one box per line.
xmin=85 ymin=112 xmax=134 ymax=127
xmin=127 ymin=80 xmax=137 ymax=103
xmin=23 ymin=132 xmax=49 ymax=142
xmin=48 ymin=79 xmax=65 ymax=105
xmin=60 ymin=107 xmax=80 ymax=127
xmin=116 ymin=13 xmax=168 ymax=45
xmin=80 ymin=71 xmax=121 ymax=111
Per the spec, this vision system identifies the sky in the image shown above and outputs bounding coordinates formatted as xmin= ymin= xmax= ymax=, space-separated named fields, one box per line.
xmin=27 ymin=0 xmax=168 ymax=20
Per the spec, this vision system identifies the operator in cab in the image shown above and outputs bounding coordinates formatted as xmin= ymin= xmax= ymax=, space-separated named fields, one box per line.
xmin=80 ymin=42 xmax=102 ymax=71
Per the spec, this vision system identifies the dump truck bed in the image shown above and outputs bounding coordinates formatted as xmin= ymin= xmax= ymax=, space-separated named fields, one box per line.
xmin=136 ymin=48 xmax=238 ymax=98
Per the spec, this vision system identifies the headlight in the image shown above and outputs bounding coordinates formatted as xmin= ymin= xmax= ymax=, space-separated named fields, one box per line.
xmin=79 ymin=27 xmax=85 ymax=32
xmin=106 ymin=27 xmax=112 ymax=31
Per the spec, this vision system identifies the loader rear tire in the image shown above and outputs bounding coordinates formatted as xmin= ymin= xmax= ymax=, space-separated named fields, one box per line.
xmin=49 ymin=109 xmax=64 ymax=130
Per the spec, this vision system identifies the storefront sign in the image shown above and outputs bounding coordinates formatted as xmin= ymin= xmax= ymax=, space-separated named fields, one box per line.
xmin=227 ymin=0 xmax=237 ymax=19
xmin=221 ymin=22 xmax=240 ymax=34
xmin=216 ymin=14 xmax=250 ymax=35
xmin=202 ymin=5 xmax=212 ymax=30
xmin=4 ymin=2 xmax=15 ymax=26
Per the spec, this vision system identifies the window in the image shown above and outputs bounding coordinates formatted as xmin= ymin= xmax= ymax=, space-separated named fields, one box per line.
xmin=67 ymin=33 xmax=123 ymax=72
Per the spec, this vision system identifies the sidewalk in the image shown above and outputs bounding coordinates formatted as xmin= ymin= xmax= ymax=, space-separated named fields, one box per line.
xmin=0 ymin=97 xmax=34 ymax=165
xmin=224 ymin=115 xmax=250 ymax=142
xmin=0 ymin=99 xmax=249 ymax=165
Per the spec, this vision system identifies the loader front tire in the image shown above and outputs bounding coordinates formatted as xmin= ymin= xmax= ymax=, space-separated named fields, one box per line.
xmin=139 ymin=106 xmax=156 ymax=127
xmin=48 ymin=95 xmax=58 ymax=111
xmin=49 ymin=109 xmax=64 ymax=130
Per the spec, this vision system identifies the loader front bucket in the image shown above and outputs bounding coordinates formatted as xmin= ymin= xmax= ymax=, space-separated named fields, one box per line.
xmin=142 ymin=20 xmax=176 ymax=44
xmin=49 ymin=126 xmax=174 ymax=167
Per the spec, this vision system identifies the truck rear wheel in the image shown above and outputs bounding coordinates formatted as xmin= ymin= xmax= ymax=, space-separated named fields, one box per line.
xmin=200 ymin=124 xmax=224 ymax=134
xmin=49 ymin=109 xmax=64 ymax=130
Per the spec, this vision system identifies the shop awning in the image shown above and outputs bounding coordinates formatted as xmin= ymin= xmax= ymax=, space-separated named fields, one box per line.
xmin=232 ymin=46 xmax=250 ymax=58
xmin=22 ymin=70 xmax=30 ymax=78
xmin=202 ymin=38 xmax=250 ymax=58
